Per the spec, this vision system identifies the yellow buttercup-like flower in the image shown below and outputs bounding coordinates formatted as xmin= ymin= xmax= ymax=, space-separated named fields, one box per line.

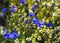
xmin=21 ymin=39 xmax=25 ymax=43
xmin=22 ymin=32 xmax=25 ymax=35
xmin=16 ymin=38 xmax=19 ymax=41
xmin=15 ymin=38 xmax=19 ymax=43
xmin=32 ymin=38 xmax=36 ymax=43
xmin=58 ymin=37 xmax=60 ymax=40
xmin=46 ymin=19 xmax=49 ymax=23
xmin=12 ymin=23 xmax=15 ymax=26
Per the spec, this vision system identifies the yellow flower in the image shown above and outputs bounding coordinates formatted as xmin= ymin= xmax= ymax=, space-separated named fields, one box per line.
xmin=44 ymin=25 xmax=46 ymax=28
xmin=12 ymin=23 xmax=15 ymax=26
xmin=58 ymin=37 xmax=60 ymax=40
xmin=52 ymin=21 xmax=55 ymax=24
xmin=18 ymin=31 xmax=20 ymax=35
xmin=24 ymin=18 xmax=27 ymax=22
xmin=10 ymin=18 xmax=13 ymax=21
xmin=21 ymin=39 xmax=25 ymax=43
xmin=23 ymin=32 xmax=25 ymax=35
xmin=16 ymin=38 xmax=19 ymax=41
xmin=54 ymin=7 xmax=58 ymax=9
xmin=49 ymin=34 xmax=52 ymax=38
xmin=28 ymin=4 xmax=32 ymax=9
xmin=48 ymin=39 xmax=51 ymax=42
xmin=42 ymin=2 xmax=46 ymax=5
xmin=26 ymin=37 xmax=28 ymax=40
xmin=26 ymin=24 xmax=28 ymax=28
xmin=10 ymin=2 xmax=14 ymax=5
xmin=46 ymin=19 xmax=49 ymax=23
xmin=32 ymin=38 xmax=36 ymax=43
xmin=45 ymin=41 xmax=48 ymax=43
xmin=15 ymin=38 xmax=19 ymax=43
xmin=22 ymin=9 xmax=25 ymax=13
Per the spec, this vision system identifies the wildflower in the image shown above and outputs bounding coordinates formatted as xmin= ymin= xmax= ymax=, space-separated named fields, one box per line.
xmin=9 ymin=5 xmax=16 ymax=12
xmin=32 ymin=18 xmax=38 ymax=25
xmin=25 ymin=19 xmax=29 ymax=24
xmin=29 ymin=12 xmax=34 ymax=17
xmin=33 ymin=3 xmax=38 ymax=7
xmin=46 ymin=22 xmax=52 ymax=27
xmin=4 ymin=33 xmax=9 ymax=39
xmin=12 ymin=31 xmax=18 ymax=38
xmin=3 ymin=29 xmax=8 ymax=34
xmin=32 ymin=3 xmax=38 ymax=10
xmin=2 ymin=8 xmax=7 ymax=12
xmin=11 ymin=5 xmax=16 ymax=8
xmin=37 ymin=22 xmax=44 ymax=28
xmin=9 ymin=9 xmax=14 ymax=12
xmin=32 ymin=6 xmax=36 ymax=10
xmin=20 ymin=0 xmax=25 ymax=4
xmin=9 ymin=34 xmax=14 ymax=39
xmin=9 ymin=31 xmax=18 ymax=39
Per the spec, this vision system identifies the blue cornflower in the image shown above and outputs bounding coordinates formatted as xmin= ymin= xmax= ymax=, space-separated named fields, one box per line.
xmin=32 ymin=3 xmax=38 ymax=10
xmin=2 ymin=8 xmax=7 ymax=12
xmin=25 ymin=19 xmax=29 ymax=24
xmin=9 ymin=34 xmax=14 ymax=39
xmin=46 ymin=22 xmax=52 ymax=27
xmin=37 ymin=22 xmax=44 ymax=28
xmin=9 ymin=9 xmax=14 ymax=12
xmin=9 ymin=31 xmax=18 ymax=39
xmin=9 ymin=6 xmax=16 ymax=12
xmin=32 ymin=18 xmax=38 ymax=24
xmin=29 ymin=12 xmax=34 ymax=17
xmin=4 ymin=29 xmax=8 ymax=34
xmin=12 ymin=31 xmax=18 ymax=38
xmin=33 ymin=3 xmax=38 ymax=7
xmin=32 ymin=6 xmax=36 ymax=10
xmin=20 ymin=0 xmax=25 ymax=4
xmin=4 ymin=33 xmax=9 ymax=39
xmin=12 ymin=5 xmax=16 ymax=8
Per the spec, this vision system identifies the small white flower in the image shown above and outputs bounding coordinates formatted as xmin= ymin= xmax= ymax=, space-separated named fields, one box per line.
xmin=37 ymin=36 xmax=41 ymax=40
xmin=47 ymin=3 xmax=52 ymax=6
xmin=1 ymin=30 xmax=4 ymax=35
xmin=14 ymin=40 xmax=19 ymax=43
xmin=42 ymin=2 xmax=46 ymax=5
xmin=54 ymin=37 xmax=57 ymax=39
xmin=53 ymin=13 xmax=57 ymax=16
xmin=52 ymin=0 xmax=54 ymax=3
xmin=49 ymin=36 xmax=52 ymax=38
xmin=37 ymin=27 xmax=40 ymax=30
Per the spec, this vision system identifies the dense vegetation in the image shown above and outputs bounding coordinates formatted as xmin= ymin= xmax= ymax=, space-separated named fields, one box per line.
xmin=0 ymin=0 xmax=60 ymax=43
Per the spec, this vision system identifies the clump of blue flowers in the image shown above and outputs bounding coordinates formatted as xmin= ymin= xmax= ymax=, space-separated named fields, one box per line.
xmin=9 ymin=31 xmax=18 ymax=39
xmin=32 ymin=17 xmax=45 ymax=28
xmin=9 ymin=5 xmax=16 ymax=12
xmin=32 ymin=3 xmax=38 ymax=10
xmin=37 ymin=21 xmax=44 ymax=28
xmin=3 ymin=30 xmax=18 ymax=39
